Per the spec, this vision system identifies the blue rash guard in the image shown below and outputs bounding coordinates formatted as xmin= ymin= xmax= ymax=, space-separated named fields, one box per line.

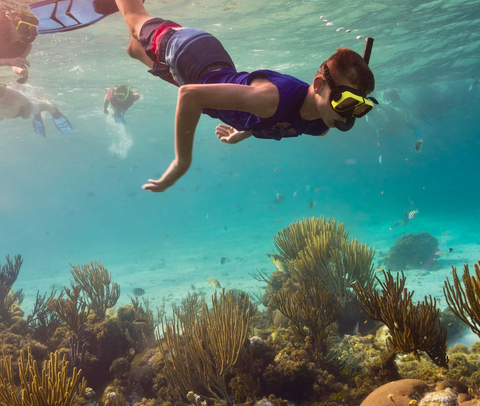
xmin=200 ymin=67 xmax=329 ymax=141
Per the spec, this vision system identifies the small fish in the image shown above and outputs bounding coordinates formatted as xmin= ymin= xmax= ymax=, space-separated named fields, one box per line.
xmin=376 ymin=268 xmax=385 ymax=273
xmin=379 ymin=155 xmax=382 ymax=164
xmin=442 ymin=231 xmax=448 ymax=235
xmin=272 ymin=258 xmax=288 ymax=273
xmin=334 ymin=389 xmax=349 ymax=399
xmin=276 ymin=220 xmax=282 ymax=223
xmin=208 ymin=278 xmax=221 ymax=288
xmin=306 ymin=185 xmax=311 ymax=191
xmin=133 ymin=318 xmax=149 ymax=325
xmin=309 ymin=200 xmax=317 ymax=209
xmin=190 ymin=284 xmax=196 ymax=290
xmin=408 ymin=197 xmax=415 ymax=205
xmin=408 ymin=210 xmax=419 ymax=220
xmin=236 ymin=204 xmax=244 ymax=212
xmin=130 ymin=164 xmax=138 ymax=170
xmin=132 ymin=288 xmax=145 ymax=296
xmin=315 ymin=187 xmax=320 ymax=192
xmin=415 ymin=138 xmax=423 ymax=153
xmin=274 ymin=192 xmax=285 ymax=204
xmin=448 ymin=248 xmax=453 ymax=252
xmin=220 ymin=257 xmax=228 ymax=265
xmin=274 ymin=169 xmax=280 ymax=172
xmin=293 ymin=191 xmax=298 ymax=197
xmin=405 ymin=158 xmax=413 ymax=162
xmin=268 ymin=206 xmax=275 ymax=210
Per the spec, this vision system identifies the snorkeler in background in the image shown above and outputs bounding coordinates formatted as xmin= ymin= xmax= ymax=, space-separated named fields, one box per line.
xmin=103 ymin=85 xmax=140 ymax=125
xmin=0 ymin=7 xmax=39 ymax=84
xmin=0 ymin=84 xmax=73 ymax=137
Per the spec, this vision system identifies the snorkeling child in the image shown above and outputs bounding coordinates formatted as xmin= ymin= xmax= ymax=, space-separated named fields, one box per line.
xmin=29 ymin=0 xmax=376 ymax=192
xmin=0 ymin=7 xmax=39 ymax=84
xmin=103 ymin=85 xmax=140 ymax=125
xmin=0 ymin=84 xmax=73 ymax=137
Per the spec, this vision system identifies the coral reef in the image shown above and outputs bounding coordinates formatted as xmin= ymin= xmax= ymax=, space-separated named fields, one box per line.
xmin=352 ymin=270 xmax=448 ymax=368
xmin=158 ymin=288 xmax=256 ymax=404
xmin=70 ymin=260 xmax=121 ymax=320
xmin=444 ymin=260 xmax=480 ymax=338
xmin=0 ymin=254 xmax=24 ymax=322
xmin=274 ymin=217 xmax=376 ymax=304
xmin=383 ymin=232 xmax=439 ymax=271
xmin=0 ymin=347 xmax=82 ymax=406
xmin=271 ymin=277 xmax=341 ymax=357
xmin=47 ymin=284 xmax=89 ymax=338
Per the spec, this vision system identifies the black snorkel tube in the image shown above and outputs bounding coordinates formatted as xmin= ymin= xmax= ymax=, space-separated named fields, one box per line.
xmin=335 ymin=37 xmax=374 ymax=132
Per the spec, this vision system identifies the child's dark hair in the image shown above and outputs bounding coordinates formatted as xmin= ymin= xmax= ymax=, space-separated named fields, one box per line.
xmin=324 ymin=48 xmax=375 ymax=94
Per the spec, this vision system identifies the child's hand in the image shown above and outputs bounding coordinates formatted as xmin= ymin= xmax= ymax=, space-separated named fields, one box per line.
xmin=216 ymin=124 xmax=251 ymax=144
xmin=142 ymin=159 xmax=190 ymax=193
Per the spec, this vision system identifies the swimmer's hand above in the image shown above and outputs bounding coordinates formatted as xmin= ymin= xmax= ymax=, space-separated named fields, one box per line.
xmin=216 ymin=124 xmax=252 ymax=144
xmin=142 ymin=159 xmax=190 ymax=192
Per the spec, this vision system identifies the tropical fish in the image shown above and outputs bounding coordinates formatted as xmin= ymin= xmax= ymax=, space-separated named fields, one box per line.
xmin=405 ymin=158 xmax=413 ymax=162
xmin=272 ymin=258 xmax=288 ymax=273
xmin=408 ymin=210 xmax=419 ymax=220
xmin=334 ymin=389 xmax=349 ymax=399
xmin=379 ymin=155 xmax=382 ymax=164
xmin=132 ymin=288 xmax=145 ymax=296
xmin=293 ymin=191 xmax=298 ymax=197
xmin=415 ymin=138 xmax=423 ymax=153
xmin=268 ymin=206 xmax=275 ymax=210
xmin=208 ymin=278 xmax=221 ymax=288
xmin=133 ymin=318 xmax=149 ymax=325
xmin=309 ymin=200 xmax=317 ymax=209
xmin=274 ymin=169 xmax=280 ymax=172
xmin=408 ymin=197 xmax=415 ymax=205
xmin=220 ymin=257 xmax=228 ymax=265
xmin=190 ymin=284 xmax=196 ymax=290
xmin=270 ymin=331 xmax=285 ymax=343
xmin=442 ymin=231 xmax=448 ymax=235
xmin=315 ymin=187 xmax=320 ymax=192
xmin=274 ymin=192 xmax=285 ymax=204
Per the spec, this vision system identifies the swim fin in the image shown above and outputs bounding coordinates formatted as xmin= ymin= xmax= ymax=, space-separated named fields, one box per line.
xmin=29 ymin=0 xmax=119 ymax=34
xmin=113 ymin=111 xmax=126 ymax=125
xmin=33 ymin=114 xmax=46 ymax=137
xmin=52 ymin=109 xmax=73 ymax=132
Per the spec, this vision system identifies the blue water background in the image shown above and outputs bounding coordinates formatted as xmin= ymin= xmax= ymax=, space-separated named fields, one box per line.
xmin=1 ymin=0 xmax=480 ymax=342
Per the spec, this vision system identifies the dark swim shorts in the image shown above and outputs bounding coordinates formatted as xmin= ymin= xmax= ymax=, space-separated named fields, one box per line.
xmin=139 ymin=18 xmax=235 ymax=86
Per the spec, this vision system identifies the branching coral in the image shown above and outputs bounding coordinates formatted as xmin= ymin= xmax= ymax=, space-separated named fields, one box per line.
xmin=273 ymin=217 xmax=376 ymax=304
xmin=352 ymin=270 xmax=448 ymax=368
xmin=158 ymin=289 xmax=256 ymax=404
xmin=0 ymin=347 xmax=82 ymax=406
xmin=70 ymin=260 xmax=120 ymax=319
xmin=0 ymin=255 xmax=24 ymax=321
xmin=271 ymin=278 xmax=341 ymax=356
xmin=444 ymin=260 xmax=480 ymax=338
xmin=47 ymin=284 xmax=89 ymax=338
xmin=26 ymin=288 xmax=61 ymax=343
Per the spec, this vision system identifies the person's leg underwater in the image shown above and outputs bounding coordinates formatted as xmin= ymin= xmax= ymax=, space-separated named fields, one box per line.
xmin=114 ymin=0 xmax=153 ymax=41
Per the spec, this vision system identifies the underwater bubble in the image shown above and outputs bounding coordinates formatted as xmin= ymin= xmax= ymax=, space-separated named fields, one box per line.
xmin=356 ymin=35 xmax=362 ymax=39
xmin=336 ymin=27 xmax=344 ymax=31
xmin=345 ymin=29 xmax=351 ymax=33
xmin=326 ymin=22 xmax=334 ymax=26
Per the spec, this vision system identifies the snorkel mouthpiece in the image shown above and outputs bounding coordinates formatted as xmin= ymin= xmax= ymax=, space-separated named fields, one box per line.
xmin=335 ymin=37 xmax=374 ymax=132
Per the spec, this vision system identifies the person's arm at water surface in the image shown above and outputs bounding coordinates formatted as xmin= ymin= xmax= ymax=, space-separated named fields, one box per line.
xmin=142 ymin=81 xmax=279 ymax=193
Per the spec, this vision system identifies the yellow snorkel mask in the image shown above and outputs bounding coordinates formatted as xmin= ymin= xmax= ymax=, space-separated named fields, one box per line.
xmin=114 ymin=86 xmax=130 ymax=101
xmin=16 ymin=19 xmax=38 ymax=36
xmin=328 ymin=37 xmax=378 ymax=132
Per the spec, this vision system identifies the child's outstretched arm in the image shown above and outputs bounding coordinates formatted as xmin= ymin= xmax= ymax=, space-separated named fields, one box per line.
xmin=142 ymin=82 xmax=279 ymax=193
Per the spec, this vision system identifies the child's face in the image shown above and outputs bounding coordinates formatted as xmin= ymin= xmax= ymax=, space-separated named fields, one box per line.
xmin=314 ymin=76 xmax=348 ymax=128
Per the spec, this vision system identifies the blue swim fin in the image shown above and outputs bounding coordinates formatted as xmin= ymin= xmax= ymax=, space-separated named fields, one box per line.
xmin=113 ymin=111 xmax=126 ymax=125
xmin=29 ymin=0 xmax=119 ymax=34
xmin=33 ymin=114 xmax=46 ymax=137
xmin=52 ymin=109 xmax=73 ymax=133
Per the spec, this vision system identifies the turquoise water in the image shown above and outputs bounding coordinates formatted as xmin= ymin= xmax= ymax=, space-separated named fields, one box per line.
xmin=1 ymin=0 xmax=480 ymax=341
